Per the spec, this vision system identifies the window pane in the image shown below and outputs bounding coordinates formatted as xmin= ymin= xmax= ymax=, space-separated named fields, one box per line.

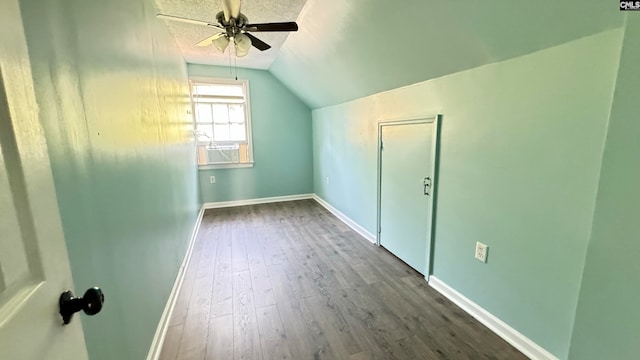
xmin=195 ymin=124 xmax=213 ymax=141
xmin=190 ymin=79 xmax=253 ymax=166
xmin=192 ymin=97 xmax=244 ymax=104
xmin=195 ymin=104 xmax=212 ymax=122
xmin=229 ymin=123 xmax=246 ymax=141
xmin=228 ymin=104 xmax=245 ymax=124
xmin=212 ymin=104 xmax=229 ymax=124
xmin=213 ymin=124 xmax=230 ymax=142
xmin=193 ymin=83 xmax=244 ymax=97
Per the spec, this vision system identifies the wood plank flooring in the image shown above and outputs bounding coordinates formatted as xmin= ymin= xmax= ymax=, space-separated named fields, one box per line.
xmin=160 ymin=200 xmax=527 ymax=360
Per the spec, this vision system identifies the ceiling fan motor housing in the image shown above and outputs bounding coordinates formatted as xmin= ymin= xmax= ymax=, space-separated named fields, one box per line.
xmin=216 ymin=11 xmax=248 ymax=37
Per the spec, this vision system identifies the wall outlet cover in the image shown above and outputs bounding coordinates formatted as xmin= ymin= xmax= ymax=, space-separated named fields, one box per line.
xmin=475 ymin=242 xmax=488 ymax=263
xmin=209 ymin=176 xmax=216 ymax=184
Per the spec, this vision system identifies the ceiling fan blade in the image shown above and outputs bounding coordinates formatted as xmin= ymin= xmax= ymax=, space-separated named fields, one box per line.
xmin=244 ymin=33 xmax=271 ymax=51
xmin=244 ymin=22 xmax=299 ymax=32
xmin=157 ymin=14 xmax=223 ymax=30
xmin=221 ymin=0 xmax=241 ymax=21
xmin=195 ymin=33 xmax=226 ymax=47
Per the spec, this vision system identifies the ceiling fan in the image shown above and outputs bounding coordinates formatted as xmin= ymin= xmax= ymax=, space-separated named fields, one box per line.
xmin=157 ymin=0 xmax=299 ymax=57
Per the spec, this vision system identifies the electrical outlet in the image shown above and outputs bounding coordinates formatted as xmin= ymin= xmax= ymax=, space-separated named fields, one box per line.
xmin=325 ymin=176 xmax=330 ymax=185
xmin=475 ymin=242 xmax=488 ymax=263
xmin=209 ymin=176 xmax=216 ymax=184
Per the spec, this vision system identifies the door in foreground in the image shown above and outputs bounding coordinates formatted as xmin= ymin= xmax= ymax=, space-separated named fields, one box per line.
xmin=0 ymin=1 xmax=89 ymax=358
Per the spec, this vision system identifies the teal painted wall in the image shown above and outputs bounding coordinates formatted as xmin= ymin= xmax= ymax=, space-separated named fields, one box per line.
xmin=312 ymin=29 xmax=623 ymax=358
xmin=18 ymin=0 xmax=199 ymax=359
xmin=270 ymin=0 xmax=622 ymax=109
xmin=569 ymin=16 xmax=640 ymax=360
xmin=188 ymin=64 xmax=313 ymax=203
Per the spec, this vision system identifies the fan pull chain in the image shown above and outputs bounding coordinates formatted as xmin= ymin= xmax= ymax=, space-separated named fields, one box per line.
xmin=228 ymin=47 xmax=232 ymax=77
xmin=234 ymin=53 xmax=238 ymax=80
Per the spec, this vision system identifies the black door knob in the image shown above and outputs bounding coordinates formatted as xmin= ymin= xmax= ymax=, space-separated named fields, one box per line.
xmin=59 ymin=287 xmax=104 ymax=325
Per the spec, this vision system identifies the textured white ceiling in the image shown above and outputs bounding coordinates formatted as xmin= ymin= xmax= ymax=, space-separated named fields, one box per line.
xmin=154 ymin=0 xmax=308 ymax=69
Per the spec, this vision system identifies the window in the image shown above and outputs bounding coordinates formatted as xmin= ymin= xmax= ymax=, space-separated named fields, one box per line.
xmin=191 ymin=78 xmax=254 ymax=168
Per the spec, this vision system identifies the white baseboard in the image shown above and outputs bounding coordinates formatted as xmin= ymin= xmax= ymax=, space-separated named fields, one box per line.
xmin=203 ymin=193 xmax=313 ymax=209
xmin=312 ymin=194 xmax=376 ymax=244
xmin=428 ymin=276 xmax=558 ymax=360
xmin=146 ymin=206 xmax=206 ymax=360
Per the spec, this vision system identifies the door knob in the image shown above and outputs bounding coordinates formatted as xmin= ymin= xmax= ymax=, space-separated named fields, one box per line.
xmin=59 ymin=287 xmax=104 ymax=325
xmin=423 ymin=177 xmax=432 ymax=196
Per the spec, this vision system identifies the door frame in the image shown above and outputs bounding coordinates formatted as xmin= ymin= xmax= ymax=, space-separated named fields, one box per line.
xmin=376 ymin=114 xmax=442 ymax=277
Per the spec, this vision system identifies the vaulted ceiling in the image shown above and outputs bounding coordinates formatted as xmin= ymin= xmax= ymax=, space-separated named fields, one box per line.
xmin=155 ymin=0 xmax=625 ymax=109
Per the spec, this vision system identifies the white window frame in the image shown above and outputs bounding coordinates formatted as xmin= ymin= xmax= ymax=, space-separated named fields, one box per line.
xmin=190 ymin=77 xmax=254 ymax=169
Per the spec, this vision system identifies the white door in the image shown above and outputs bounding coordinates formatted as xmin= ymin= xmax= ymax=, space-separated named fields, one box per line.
xmin=0 ymin=0 xmax=89 ymax=358
xmin=378 ymin=117 xmax=439 ymax=276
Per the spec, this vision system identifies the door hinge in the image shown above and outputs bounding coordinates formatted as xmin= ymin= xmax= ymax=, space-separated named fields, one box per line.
xmin=380 ymin=140 xmax=384 ymax=151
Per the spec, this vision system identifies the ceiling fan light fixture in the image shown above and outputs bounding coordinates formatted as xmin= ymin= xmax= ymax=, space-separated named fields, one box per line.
xmin=212 ymin=36 xmax=230 ymax=52
xmin=157 ymin=0 xmax=299 ymax=56
xmin=234 ymin=33 xmax=251 ymax=57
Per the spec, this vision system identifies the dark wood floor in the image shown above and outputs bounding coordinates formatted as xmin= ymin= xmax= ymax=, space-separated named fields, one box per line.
xmin=159 ymin=200 xmax=527 ymax=360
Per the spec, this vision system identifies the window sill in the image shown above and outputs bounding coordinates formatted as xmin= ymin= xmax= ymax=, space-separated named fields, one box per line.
xmin=198 ymin=162 xmax=254 ymax=170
